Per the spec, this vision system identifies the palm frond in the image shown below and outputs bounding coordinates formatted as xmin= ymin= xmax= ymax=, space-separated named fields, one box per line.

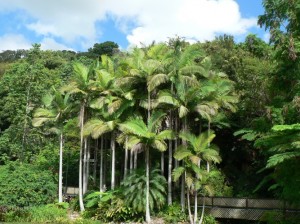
xmin=147 ymin=73 xmax=168 ymax=92
xmin=179 ymin=105 xmax=189 ymax=118
xmin=174 ymin=146 xmax=193 ymax=160
xmin=152 ymin=140 xmax=167 ymax=152
xmin=172 ymin=167 xmax=185 ymax=182
xmin=119 ymin=119 xmax=148 ymax=138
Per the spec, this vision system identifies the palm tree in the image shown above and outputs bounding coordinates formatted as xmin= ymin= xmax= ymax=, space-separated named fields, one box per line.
xmin=119 ymin=111 xmax=174 ymax=223
xmin=85 ymin=55 xmax=135 ymax=190
xmin=173 ymin=130 xmax=221 ymax=224
xmin=122 ymin=168 xmax=167 ymax=213
xmin=32 ymin=88 xmax=71 ymax=203
xmin=61 ymin=62 xmax=95 ymax=212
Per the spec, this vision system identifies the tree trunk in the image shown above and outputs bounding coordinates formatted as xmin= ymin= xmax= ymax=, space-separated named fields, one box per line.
xmin=83 ymin=138 xmax=88 ymax=194
xmin=79 ymin=104 xmax=85 ymax=212
xmin=58 ymin=133 xmax=63 ymax=203
xmin=187 ymin=186 xmax=193 ymax=224
xmin=100 ymin=136 xmax=104 ymax=192
xmin=134 ymin=149 xmax=137 ymax=169
xmin=199 ymin=196 xmax=206 ymax=224
xmin=111 ymin=131 xmax=116 ymax=190
xmin=181 ymin=170 xmax=186 ymax=211
xmin=130 ymin=148 xmax=133 ymax=174
xmin=194 ymin=190 xmax=198 ymax=224
xmin=86 ymin=138 xmax=90 ymax=191
xmin=168 ymin=140 xmax=172 ymax=205
xmin=124 ymin=136 xmax=128 ymax=180
xmin=93 ymin=139 xmax=98 ymax=186
xmin=161 ymin=152 xmax=164 ymax=175
xmin=145 ymin=146 xmax=151 ymax=223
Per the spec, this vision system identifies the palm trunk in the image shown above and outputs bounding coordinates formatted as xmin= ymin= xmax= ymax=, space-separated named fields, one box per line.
xmin=99 ymin=136 xmax=104 ymax=192
xmin=130 ymin=148 xmax=133 ymax=174
xmin=194 ymin=190 xmax=198 ymax=224
xmin=199 ymin=196 xmax=206 ymax=224
xmin=145 ymin=145 xmax=151 ymax=223
xmin=187 ymin=186 xmax=193 ymax=224
xmin=181 ymin=170 xmax=185 ymax=211
xmin=161 ymin=152 xmax=164 ymax=175
xmin=83 ymin=138 xmax=88 ymax=194
xmin=58 ymin=133 xmax=63 ymax=203
xmin=93 ymin=139 xmax=98 ymax=186
xmin=111 ymin=131 xmax=116 ymax=190
xmin=86 ymin=139 xmax=90 ymax=191
xmin=168 ymin=112 xmax=173 ymax=205
xmin=79 ymin=104 xmax=85 ymax=212
xmin=124 ymin=136 xmax=128 ymax=180
xmin=181 ymin=116 xmax=188 ymax=211
xmin=134 ymin=149 xmax=137 ymax=169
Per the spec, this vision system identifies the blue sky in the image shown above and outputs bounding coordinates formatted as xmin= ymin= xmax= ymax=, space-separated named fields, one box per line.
xmin=0 ymin=0 xmax=267 ymax=52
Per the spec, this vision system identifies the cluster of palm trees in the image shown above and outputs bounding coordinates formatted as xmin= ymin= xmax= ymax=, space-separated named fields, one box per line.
xmin=33 ymin=39 xmax=238 ymax=223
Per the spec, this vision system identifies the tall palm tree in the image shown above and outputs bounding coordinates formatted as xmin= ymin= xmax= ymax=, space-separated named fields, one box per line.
xmin=32 ymin=88 xmax=71 ymax=203
xmin=173 ymin=130 xmax=221 ymax=224
xmin=119 ymin=110 xmax=174 ymax=223
xmin=61 ymin=62 xmax=95 ymax=212
xmin=85 ymin=55 xmax=135 ymax=190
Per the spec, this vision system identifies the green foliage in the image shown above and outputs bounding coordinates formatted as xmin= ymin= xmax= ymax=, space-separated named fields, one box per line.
xmin=4 ymin=204 xmax=68 ymax=223
xmin=159 ymin=203 xmax=187 ymax=223
xmin=203 ymin=214 xmax=218 ymax=224
xmin=83 ymin=190 xmax=143 ymax=222
xmin=0 ymin=162 xmax=57 ymax=207
xmin=122 ymin=168 xmax=167 ymax=213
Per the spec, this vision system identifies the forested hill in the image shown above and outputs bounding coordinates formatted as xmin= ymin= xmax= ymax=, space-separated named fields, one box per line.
xmin=0 ymin=32 xmax=299 ymax=223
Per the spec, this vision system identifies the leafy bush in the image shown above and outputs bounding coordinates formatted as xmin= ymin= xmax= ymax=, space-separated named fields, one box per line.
xmin=159 ymin=202 xmax=187 ymax=223
xmin=0 ymin=161 xmax=57 ymax=207
xmin=83 ymin=190 xmax=143 ymax=223
xmin=122 ymin=168 xmax=167 ymax=213
xmin=4 ymin=204 xmax=68 ymax=222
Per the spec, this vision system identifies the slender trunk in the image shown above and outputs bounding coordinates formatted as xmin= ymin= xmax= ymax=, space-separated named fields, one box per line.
xmin=199 ymin=196 xmax=206 ymax=224
xmin=134 ymin=149 xmax=137 ymax=169
xmin=124 ymin=136 xmax=128 ymax=180
xmin=79 ymin=104 xmax=85 ymax=212
xmin=161 ymin=152 xmax=164 ymax=175
xmin=103 ymin=137 xmax=107 ymax=190
xmin=168 ymin=112 xmax=173 ymax=205
xmin=58 ymin=133 xmax=63 ymax=203
xmin=181 ymin=169 xmax=185 ymax=211
xmin=99 ymin=136 xmax=104 ymax=192
xmin=83 ymin=138 xmax=88 ymax=194
xmin=181 ymin=116 xmax=187 ymax=211
xmin=86 ymin=139 xmax=90 ymax=191
xmin=167 ymin=141 xmax=172 ymax=205
xmin=145 ymin=146 xmax=151 ymax=223
xmin=111 ymin=131 xmax=116 ymax=190
xmin=93 ymin=139 xmax=98 ymax=185
xmin=194 ymin=190 xmax=198 ymax=224
xmin=187 ymin=186 xmax=193 ymax=224
xmin=130 ymin=148 xmax=133 ymax=174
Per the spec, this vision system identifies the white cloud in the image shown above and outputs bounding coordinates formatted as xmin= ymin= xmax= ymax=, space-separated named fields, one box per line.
xmin=263 ymin=32 xmax=270 ymax=43
xmin=0 ymin=34 xmax=32 ymax=51
xmin=40 ymin=38 xmax=73 ymax=51
xmin=0 ymin=0 xmax=258 ymax=49
xmin=108 ymin=0 xmax=258 ymax=46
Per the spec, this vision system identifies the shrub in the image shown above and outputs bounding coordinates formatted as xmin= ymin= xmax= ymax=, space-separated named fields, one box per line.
xmin=4 ymin=204 xmax=68 ymax=223
xmin=0 ymin=162 xmax=57 ymax=207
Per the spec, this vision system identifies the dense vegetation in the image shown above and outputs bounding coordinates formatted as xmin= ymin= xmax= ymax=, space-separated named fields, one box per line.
xmin=0 ymin=1 xmax=300 ymax=223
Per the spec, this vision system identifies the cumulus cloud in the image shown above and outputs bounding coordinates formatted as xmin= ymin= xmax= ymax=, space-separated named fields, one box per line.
xmin=109 ymin=0 xmax=257 ymax=46
xmin=40 ymin=38 xmax=73 ymax=51
xmin=0 ymin=34 xmax=32 ymax=51
xmin=0 ymin=0 xmax=258 ymax=49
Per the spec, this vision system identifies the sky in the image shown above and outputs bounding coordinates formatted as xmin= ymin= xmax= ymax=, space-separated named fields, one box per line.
xmin=0 ymin=0 xmax=267 ymax=52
